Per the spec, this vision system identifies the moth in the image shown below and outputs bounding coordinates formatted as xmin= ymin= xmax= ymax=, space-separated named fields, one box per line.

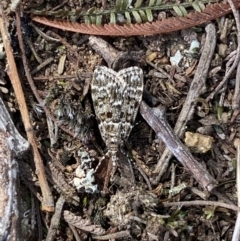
xmin=91 ymin=66 xmax=143 ymax=167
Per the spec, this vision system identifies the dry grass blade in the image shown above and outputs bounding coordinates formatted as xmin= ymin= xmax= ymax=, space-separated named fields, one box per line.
xmin=32 ymin=1 xmax=240 ymax=36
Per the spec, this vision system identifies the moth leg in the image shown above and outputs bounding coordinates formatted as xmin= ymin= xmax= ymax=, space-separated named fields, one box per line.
xmin=101 ymin=150 xmax=118 ymax=193
xmin=94 ymin=155 xmax=105 ymax=173
xmin=108 ymin=150 xmax=118 ymax=179
xmin=102 ymin=155 xmax=112 ymax=194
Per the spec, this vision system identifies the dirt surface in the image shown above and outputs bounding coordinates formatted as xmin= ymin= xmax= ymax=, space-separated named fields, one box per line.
xmin=0 ymin=0 xmax=240 ymax=240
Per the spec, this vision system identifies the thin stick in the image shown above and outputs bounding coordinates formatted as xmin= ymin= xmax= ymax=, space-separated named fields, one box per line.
xmin=140 ymin=101 xmax=218 ymax=191
xmin=0 ymin=4 xmax=54 ymax=211
xmin=153 ymin=23 xmax=217 ymax=184
xmin=46 ymin=195 xmax=66 ymax=241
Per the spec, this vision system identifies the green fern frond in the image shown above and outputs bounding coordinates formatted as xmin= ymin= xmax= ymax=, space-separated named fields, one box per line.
xmin=30 ymin=0 xmax=218 ymax=25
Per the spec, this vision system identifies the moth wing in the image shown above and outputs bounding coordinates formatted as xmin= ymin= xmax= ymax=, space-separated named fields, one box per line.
xmin=92 ymin=66 xmax=124 ymax=123
xmin=117 ymin=66 xmax=143 ymax=139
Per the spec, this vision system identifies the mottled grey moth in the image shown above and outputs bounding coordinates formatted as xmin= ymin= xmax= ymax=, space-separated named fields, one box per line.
xmin=91 ymin=66 xmax=143 ymax=167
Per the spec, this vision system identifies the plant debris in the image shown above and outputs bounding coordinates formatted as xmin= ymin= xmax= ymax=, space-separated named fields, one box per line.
xmin=0 ymin=0 xmax=240 ymax=240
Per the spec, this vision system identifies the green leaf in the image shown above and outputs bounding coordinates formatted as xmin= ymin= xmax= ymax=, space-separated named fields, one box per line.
xmin=86 ymin=6 xmax=96 ymax=23
xmin=173 ymin=6 xmax=182 ymax=16
xmin=125 ymin=11 xmax=131 ymax=24
xmin=87 ymin=7 xmax=95 ymax=14
xmin=179 ymin=6 xmax=188 ymax=16
xmin=156 ymin=0 xmax=162 ymax=5
xmin=110 ymin=12 xmax=116 ymax=24
xmin=192 ymin=1 xmax=205 ymax=12
xmin=134 ymin=0 xmax=143 ymax=8
xmin=116 ymin=0 xmax=129 ymax=11
xmin=217 ymin=106 xmax=223 ymax=120
xmin=138 ymin=10 xmax=148 ymax=22
xmin=73 ymin=9 xmax=83 ymax=17
xmin=192 ymin=2 xmax=201 ymax=12
xmin=198 ymin=1 xmax=205 ymax=11
xmin=173 ymin=5 xmax=187 ymax=17
xmin=203 ymin=206 xmax=216 ymax=220
xmin=84 ymin=16 xmax=90 ymax=24
xmin=70 ymin=15 xmax=77 ymax=22
xmin=146 ymin=9 xmax=153 ymax=22
xmin=115 ymin=0 xmax=123 ymax=11
xmin=132 ymin=10 xmax=142 ymax=23
xmin=96 ymin=15 xmax=103 ymax=25
xmin=53 ymin=10 xmax=64 ymax=17
xmin=89 ymin=15 xmax=96 ymax=24
xmin=148 ymin=0 xmax=156 ymax=7
xmin=121 ymin=0 xmax=129 ymax=10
